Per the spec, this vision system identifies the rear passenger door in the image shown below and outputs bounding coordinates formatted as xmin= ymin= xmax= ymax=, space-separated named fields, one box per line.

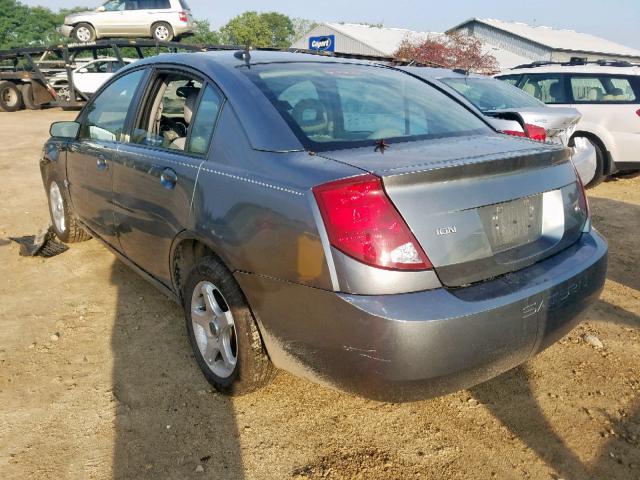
xmin=519 ymin=73 xmax=570 ymax=105
xmin=112 ymin=68 xmax=224 ymax=286
xmin=568 ymin=74 xmax=640 ymax=164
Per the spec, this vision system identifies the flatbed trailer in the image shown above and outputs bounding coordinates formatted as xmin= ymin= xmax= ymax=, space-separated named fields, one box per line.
xmin=0 ymin=39 xmax=436 ymax=112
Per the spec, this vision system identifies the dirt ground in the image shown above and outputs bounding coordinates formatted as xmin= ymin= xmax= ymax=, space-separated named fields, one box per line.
xmin=0 ymin=108 xmax=638 ymax=480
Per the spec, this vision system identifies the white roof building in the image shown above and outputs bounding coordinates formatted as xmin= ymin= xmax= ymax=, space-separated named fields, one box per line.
xmin=447 ymin=18 xmax=640 ymax=69
xmin=291 ymin=22 xmax=442 ymax=58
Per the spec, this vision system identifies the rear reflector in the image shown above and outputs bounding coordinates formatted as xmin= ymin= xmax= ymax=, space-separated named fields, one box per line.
xmin=179 ymin=11 xmax=188 ymax=22
xmin=313 ymin=174 xmax=432 ymax=271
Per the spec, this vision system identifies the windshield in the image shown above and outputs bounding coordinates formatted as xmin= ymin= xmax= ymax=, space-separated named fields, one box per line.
xmin=441 ymin=77 xmax=545 ymax=112
xmin=241 ymin=63 xmax=490 ymax=151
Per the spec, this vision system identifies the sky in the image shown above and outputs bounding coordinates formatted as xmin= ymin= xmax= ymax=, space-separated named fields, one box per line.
xmin=21 ymin=0 xmax=640 ymax=50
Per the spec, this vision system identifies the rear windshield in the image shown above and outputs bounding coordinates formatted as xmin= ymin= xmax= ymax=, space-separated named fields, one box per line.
xmin=178 ymin=0 xmax=190 ymax=9
xmin=441 ymin=77 xmax=544 ymax=112
xmin=241 ymin=63 xmax=489 ymax=151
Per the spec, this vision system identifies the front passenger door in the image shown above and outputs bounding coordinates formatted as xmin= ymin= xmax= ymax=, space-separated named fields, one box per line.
xmin=66 ymin=68 xmax=146 ymax=245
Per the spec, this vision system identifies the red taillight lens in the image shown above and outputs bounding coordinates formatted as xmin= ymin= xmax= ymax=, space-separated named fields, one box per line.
xmin=501 ymin=124 xmax=547 ymax=142
xmin=501 ymin=129 xmax=526 ymax=138
xmin=636 ymin=109 xmax=640 ymax=117
xmin=524 ymin=123 xmax=547 ymax=142
xmin=179 ymin=11 xmax=188 ymax=22
xmin=313 ymin=174 xmax=432 ymax=271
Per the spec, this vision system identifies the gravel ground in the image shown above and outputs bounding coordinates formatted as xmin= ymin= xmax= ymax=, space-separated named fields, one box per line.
xmin=0 ymin=109 xmax=638 ymax=480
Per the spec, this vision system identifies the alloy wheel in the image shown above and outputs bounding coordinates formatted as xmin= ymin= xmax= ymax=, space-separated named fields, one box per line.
xmin=191 ymin=281 xmax=238 ymax=378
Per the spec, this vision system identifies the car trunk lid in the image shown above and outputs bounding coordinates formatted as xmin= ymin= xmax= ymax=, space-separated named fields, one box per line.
xmin=320 ymin=134 xmax=588 ymax=287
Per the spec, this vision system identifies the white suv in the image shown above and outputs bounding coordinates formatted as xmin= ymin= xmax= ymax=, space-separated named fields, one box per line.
xmin=60 ymin=0 xmax=195 ymax=43
xmin=496 ymin=62 xmax=640 ymax=186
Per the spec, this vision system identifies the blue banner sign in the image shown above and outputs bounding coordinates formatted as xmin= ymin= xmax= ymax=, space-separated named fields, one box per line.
xmin=309 ymin=35 xmax=335 ymax=52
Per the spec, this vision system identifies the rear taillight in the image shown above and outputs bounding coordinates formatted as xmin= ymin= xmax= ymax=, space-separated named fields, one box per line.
xmin=570 ymin=160 xmax=590 ymax=222
xmin=501 ymin=123 xmax=547 ymax=142
xmin=636 ymin=109 xmax=640 ymax=117
xmin=313 ymin=174 xmax=432 ymax=271
xmin=524 ymin=123 xmax=547 ymax=142
xmin=179 ymin=11 xmax=188 ymax=22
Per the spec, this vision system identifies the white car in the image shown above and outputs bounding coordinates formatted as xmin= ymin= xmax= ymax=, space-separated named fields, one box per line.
xmin=496 ymin=61 xmax=640 ymax=186
xmin=49 ymin=58 xmax=135 ymax=99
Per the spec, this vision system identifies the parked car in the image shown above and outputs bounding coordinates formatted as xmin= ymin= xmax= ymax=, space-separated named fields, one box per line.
xmin=59 ymin=0 xmax=195 ymax=43
xmin=399 ymin=67 xmax=596 ymax=186
xmin=49 ymin=58 xmax=135 ymax=100
xmin=496 ymin=61 xmax=640 ymax=186
xmin=41 ymin=51 xmax=607 ymax=401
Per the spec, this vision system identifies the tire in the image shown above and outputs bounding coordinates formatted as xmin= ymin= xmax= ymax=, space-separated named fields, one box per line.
xmin=72 ymin=23 xmax=96 ymax=43
xmin=47 ymin=179 xmax=91 ymax=243
xmin=152 ymin=22 xmax=174 ymax=42
xmin=0 ymin=81 xmax=23 ymax=112
xmin=183 ymin=256 xmax=275 ymax=395
xmin=20 ymin=83 xmax=42 ymax=110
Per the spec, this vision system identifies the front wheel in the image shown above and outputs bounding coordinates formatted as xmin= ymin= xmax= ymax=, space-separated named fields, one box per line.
xmin=72 ymin=23 xmax=96 ymax=43
xmin=0 ymin=81 xmax=23 ymax=112
xmin=47 ymin=179 xmax=91 ymax=243
xmin=152 ymin=22 xmax=174 ymax=42
xmin=183 ymin=256 xmax=275 ymax=395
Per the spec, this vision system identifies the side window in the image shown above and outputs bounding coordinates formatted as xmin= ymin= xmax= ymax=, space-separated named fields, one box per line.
xmin=521 ymin=74 xmax=567 ymax=104
xmin=79 ymin=69 xmax=145 ymax=142
xmin=131 ymin=73 xmax=223 ymax=155
xmin=103 ymin=0 xmax=126 ymax=11
xmin=497 ymin=75 xmax=521 ymax=87
xmin=125 ymin=0 xmax=140 ymax=10
xmin=188 ymin=85 xmax=224 ymax=154
xmin=570 ymin=75 xmax=637 ymax=103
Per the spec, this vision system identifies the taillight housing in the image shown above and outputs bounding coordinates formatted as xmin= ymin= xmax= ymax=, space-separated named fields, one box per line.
xmin=501 ymin=123 xmax=547 ymax=142
xmin=313 ymin=174 xmax=432 ymax=271
xmin=179 ymin=11 xmax=188 ymax=22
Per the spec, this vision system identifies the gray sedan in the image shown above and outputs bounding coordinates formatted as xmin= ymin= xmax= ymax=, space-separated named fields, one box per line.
xmin=41 ymin=51 xmax=607 ymax=401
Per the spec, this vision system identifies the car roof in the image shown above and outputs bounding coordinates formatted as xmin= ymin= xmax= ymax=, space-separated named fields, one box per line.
xmin=398 ymin=66 xmax=487 ymax=80
xmin=499 ymin=64 xmax=640 ymax=76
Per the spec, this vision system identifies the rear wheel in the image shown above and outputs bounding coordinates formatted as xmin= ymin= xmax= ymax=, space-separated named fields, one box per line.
xmin=152 ymin=22 xmax=174 ymax=42
xmin=183 ymin=256 xmax=275 ymax=395
xmin=72 ymin=23 xmax=96 ymax=43
xmin=47 ymin=179 xmax=91 ymax=243
xmin=0 ymin=81 xmax=23 ymax=112
xmin=20 ymin=83 xmax=42 ymax=110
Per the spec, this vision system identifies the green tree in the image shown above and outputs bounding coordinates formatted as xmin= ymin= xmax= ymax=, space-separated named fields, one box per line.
xmin=291 ymin=18 xmax=318 ymax=42
xmin=182 ymin=19 xmax=221 ymax=45
xmin=260 ymin=12 xmax=294 ymax=48
xmin=220 ymin=11 xmax=296 ymax=48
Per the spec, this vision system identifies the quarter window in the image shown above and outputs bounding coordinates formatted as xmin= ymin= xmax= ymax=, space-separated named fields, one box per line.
xmin=570 ymin=76 xmax=637 ymax=102
xmin=520 ymin=74 xmax=568 ymax=104
xmin=79 ymin=69 xmax=144 ymax=142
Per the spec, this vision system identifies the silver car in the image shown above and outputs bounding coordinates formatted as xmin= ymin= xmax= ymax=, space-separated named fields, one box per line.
xmin=42 ymin=52 xmax=607 ymax=401
xmin=399 ymin=68 xmax=599 ymax=186
xmin=60 ymin=0 xmax=195 ymax=43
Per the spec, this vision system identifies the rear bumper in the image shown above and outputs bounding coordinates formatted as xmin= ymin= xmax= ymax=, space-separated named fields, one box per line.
xmin=173 ymin=22 xmax=196 ymax=36
xmin=237 ymin=230 xmax=607 ymax=401
xmin=59 ymin=25 xmax=74 ymax=38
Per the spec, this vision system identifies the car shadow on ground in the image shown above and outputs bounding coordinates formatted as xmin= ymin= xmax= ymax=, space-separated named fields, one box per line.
xmin=470 ymin=193 xmax=640 ymax=480
xmin=109 ymin=260 xmax=245 ymax=479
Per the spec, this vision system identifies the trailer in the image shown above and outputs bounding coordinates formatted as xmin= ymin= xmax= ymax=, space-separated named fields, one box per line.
xmin=0 ymin=39 xmax=213 ymax=112
xmin=0 ymin=39 xmax=437 ymax=113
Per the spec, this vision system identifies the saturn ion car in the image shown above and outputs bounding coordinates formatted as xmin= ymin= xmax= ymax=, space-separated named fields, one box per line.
xmin=41 ymin=51 xmax=607 ymax=401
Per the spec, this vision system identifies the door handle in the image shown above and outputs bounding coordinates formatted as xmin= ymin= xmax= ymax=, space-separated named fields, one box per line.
xmin=160 ymin=168 xmax=177 ymax=190
xmin=96 ymin=155 xmax=108 ymax=171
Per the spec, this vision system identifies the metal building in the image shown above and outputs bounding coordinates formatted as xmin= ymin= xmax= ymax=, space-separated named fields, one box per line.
xmin=448 ymin=18 xmax=640 ymax=69
xmin=291 ymin=22 xmax=439 ymax=57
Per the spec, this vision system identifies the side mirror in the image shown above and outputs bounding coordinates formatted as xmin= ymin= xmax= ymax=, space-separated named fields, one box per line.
xmin=50 ymin=121 xmax=80 ymax=139
xmin=96 ymin=5 xmax=106 ymax=12
xmin=77 ymin=67 xmax=89 ymax=74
